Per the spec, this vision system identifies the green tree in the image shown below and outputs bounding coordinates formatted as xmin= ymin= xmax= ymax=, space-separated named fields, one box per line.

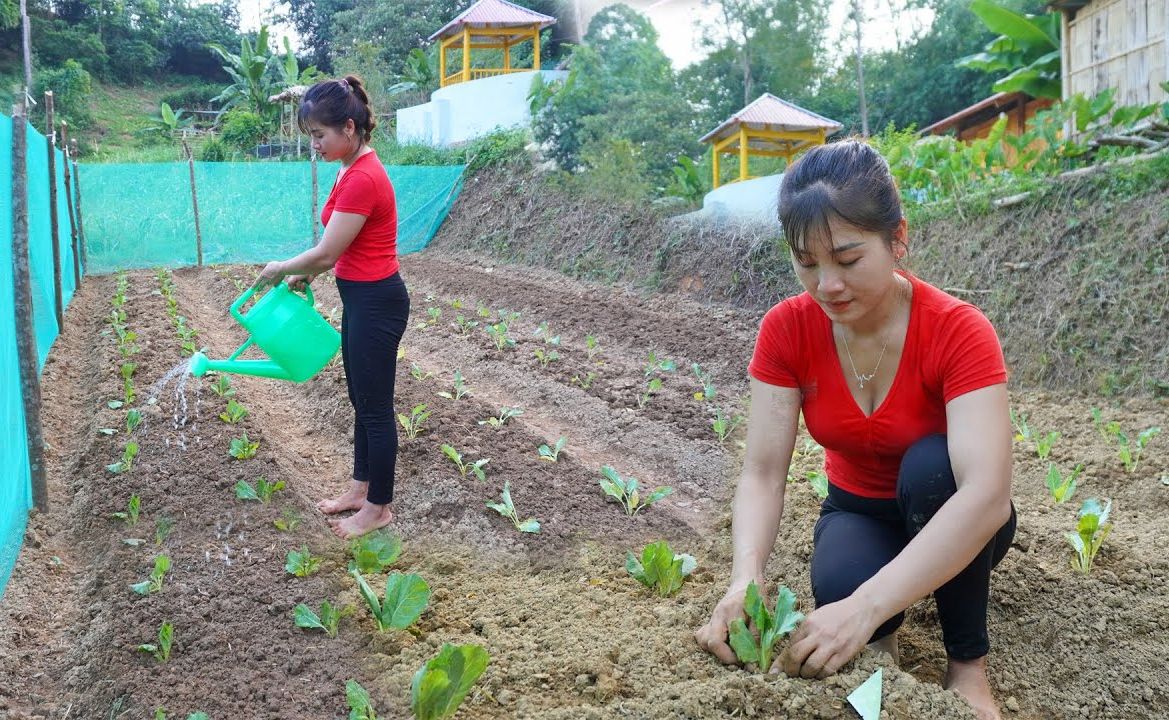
xmin=957 ymin=0 xmax=1061 ymax=99
xmin=208 ymin=25 xmax=299 ymax=124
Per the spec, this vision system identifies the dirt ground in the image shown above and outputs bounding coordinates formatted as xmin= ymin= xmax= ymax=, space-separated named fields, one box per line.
xmin=1 ymin=252 xmax=1167 ymax=720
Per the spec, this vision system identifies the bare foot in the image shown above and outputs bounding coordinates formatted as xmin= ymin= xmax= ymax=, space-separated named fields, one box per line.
xmin=867 ymin=632 xmax=899 ymax=666
xmin=328 ymin=501 xmax=393 ymax=539
xmin=317 ymin=480 xmax=368 ymax=514
xmin=945 ymin=656 xmax=1003 ymax=720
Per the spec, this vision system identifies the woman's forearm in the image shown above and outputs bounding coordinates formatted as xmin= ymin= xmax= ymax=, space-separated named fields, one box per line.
xmin=729 ymin=470 xmax=787 ymax=585
xmin=278 ymin=246 xmax=335 ymax=276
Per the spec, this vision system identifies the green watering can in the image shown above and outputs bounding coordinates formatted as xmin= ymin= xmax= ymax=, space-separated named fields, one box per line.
xmin=189 ymin=282 xmax=340 ymax=382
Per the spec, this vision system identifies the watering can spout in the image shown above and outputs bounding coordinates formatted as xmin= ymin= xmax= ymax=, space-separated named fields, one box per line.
xmin=189 ymin=351 xmax=293 ymax=381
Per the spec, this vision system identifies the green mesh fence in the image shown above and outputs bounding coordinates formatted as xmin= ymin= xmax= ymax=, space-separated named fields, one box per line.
xmin=2 ymin=113 xmax=82 ymax=599
xmin=80 ymin=162 xmax=465 ymax=273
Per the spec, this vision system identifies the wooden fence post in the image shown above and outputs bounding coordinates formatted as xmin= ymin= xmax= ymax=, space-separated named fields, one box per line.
xmin=12 ymin=104 xmax=49 ymax=512
xmin=60 ymin=121 xmax=80 ymax=287
xmin=183 ymin=135 xmax=203 ymax=267
xmin=44 ymin=91 xmax=64 ymax=332
xmin=72 ymin=151 xmax=88 ymax=273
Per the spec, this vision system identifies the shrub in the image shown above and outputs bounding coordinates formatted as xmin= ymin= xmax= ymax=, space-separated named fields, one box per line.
xmin=160 ymin=84 xmax=224 ymax=112
xmin=109 ymin=39 xmax=165 ymax=83
xmin=220 ymin=108 xmax=268 ymax=151
xmin=198 ymin=136 xmax=231 ymax=161
xmin=34 ymin=60 xmax=94 ymax=128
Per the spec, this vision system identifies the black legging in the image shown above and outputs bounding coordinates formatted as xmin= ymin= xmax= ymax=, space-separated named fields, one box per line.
xmin=810 ymin=434 xmax=1016 ymax=660
xmin=336 ymin=272 xmax=409 ymax=505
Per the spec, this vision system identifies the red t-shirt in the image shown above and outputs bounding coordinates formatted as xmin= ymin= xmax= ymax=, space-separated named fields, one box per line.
xmin=748 ymin=273 xmax=1008 ymax=499
xmin=322 ymin=151 xmax=399 ymax=281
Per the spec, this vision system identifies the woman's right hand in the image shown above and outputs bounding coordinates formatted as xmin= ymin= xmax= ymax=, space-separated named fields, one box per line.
xmin=694 ymin=577 xmax=764 ymax=665
xmin=285 ymin=274 xmax=314 ymax=291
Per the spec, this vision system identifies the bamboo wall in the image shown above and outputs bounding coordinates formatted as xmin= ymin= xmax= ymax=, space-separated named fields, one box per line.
xmin=1062 ymin=0 xmax=1168 ymax=106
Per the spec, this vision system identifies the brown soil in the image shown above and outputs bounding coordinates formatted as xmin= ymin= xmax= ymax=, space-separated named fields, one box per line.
xmin=1 ymin=254 xmax=1167 ymax=720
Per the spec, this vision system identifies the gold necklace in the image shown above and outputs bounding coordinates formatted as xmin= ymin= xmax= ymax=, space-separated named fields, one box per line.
xmin=842 ymin=333 xmax=887 ymax=389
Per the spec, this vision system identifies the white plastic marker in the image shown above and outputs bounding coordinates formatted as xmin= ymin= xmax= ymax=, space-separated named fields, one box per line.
xmin=847 ymin=667 xmax=883 ymax=720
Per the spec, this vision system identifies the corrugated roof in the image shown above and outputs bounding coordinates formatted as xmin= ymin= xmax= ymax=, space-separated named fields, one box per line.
xmin=429 ymin=0 xmax=557 ymax=41
xmin=700 ymin=93 xmax=842 ymax=144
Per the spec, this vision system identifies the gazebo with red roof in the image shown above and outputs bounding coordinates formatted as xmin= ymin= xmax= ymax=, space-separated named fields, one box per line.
xmin=429 ymin=0 xmax=557 ymax=88
xmin=699 ymin=94 xmax=842 ymax=189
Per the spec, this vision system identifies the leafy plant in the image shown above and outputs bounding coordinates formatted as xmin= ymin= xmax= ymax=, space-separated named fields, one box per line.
xmin=111 ymin=494 xmax=142 ymax=525
xmin=533 ymin=321 xmax=561 ymax=346
xmin=485 ymin=322 xmax=515 ymax=351
xmin=410 ymin=644 xmax=490 ymax=720
xmin=274 ymin=508 xmax=302 ymax=532
xmin=533 ymin=347 xmax=560 ymax=368
xmin=350 ymin=569 xmax=430 ymax=633
xmin=451 ymin=314 xmax=479 ymax=336
xmin=410 ymin=363 xmax=434 ymax=381
xmin=1045 ymin=462 xmax=1082 ymax=503
xmin=229 ymin=433 xmax=260 ymax=460
xmin=294 ymin=600 xmax=351 ymax=638
xmin=625 ymin=540 xmax=696 ymax=597
xmin=956 ymin=0 xmax=1061 ymax=99
xmin=1036 ymin=431 xmax=1059 ymax=460
xmin=426 ymin=306 xmax=442 ymax=326
xmin=485 ymin=481 xmax=541 ymax=533
xmin=219 ymin=399 xmax=248 ymax=424
xmin=537 ymin=437 xmax=567 ymax=462
xmin=478 ymin=406 xmax=523 ymax=428
xmin=643 ymin=350 xmax=676 ymax=378
xmin=234 ymin=476 xmax=285 ymax=502
xmin=729 ymin=582 xmax=804 ymax=673
xmin=209 ymin=374 xmax=234 ymax=397
xmin=690 ymin=363 xmax=716 ymax=402
xmin=285 ymin=546 xmax=323 ymax=577
xmin=712 ymin=408 xmax=743 ymax=443
xmin=130 ymin=555 xmax=171 ymax=595
xmin=154 ymin=517 xmax=175 ymax=545
xmin=397 ymin=404 xmax=431 ymax=439
xmin=572 ymin=372 xmax=597 ymax=389
xmin=805 ymin=471 xmax=829 ymax=499
xmin=126 ymin=408 xmax=142 ymax=433
xmin=349 ymin=531 xmax=403 ymax=574
xmin=436 ymin=370 xmax=470 ymax=400
xmin=475 ymin=303 xmax=491 ymax=319
xmin=599 ymin=466 xmax=673 ymax=516
xmin=585 ymin=334 xmax=601 ymax=361
xmin=1118 ymin=427 xmax=1161 ymax=473
xmin=637 ymin=377 xmax=663 ymax=408
xmin=441 ymin=444 xmax=489 ymax=481
xmin=137 ymin=620 xmax=174 ymax=663
xmin=107 ymin=441 xmax=141 ymax=474
xmin=1066 ymin=498 xmax=1113 ymax=575
xmin=1010 ymin=409 xmax=1033 ymax=442
xmin=345 ymin=679 xmax=379 ymax=720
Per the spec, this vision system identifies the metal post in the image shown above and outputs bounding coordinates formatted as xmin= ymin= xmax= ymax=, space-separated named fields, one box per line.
xmin=72 ymin=154 xmax=88 ymax=273
xmin=183 ymin=135 xmax=204 ymax=267
xmin=60 ymin=121 xmax=80 ymax=287
xmin=12 ymin=103 xmax=49 ymax=512
xmin=44 ymin=92 xmax=64 ymax=332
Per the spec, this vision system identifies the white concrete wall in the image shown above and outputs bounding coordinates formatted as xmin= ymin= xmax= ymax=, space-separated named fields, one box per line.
xmin=396 ymin=70 xmax=568 ymax=147
xmin=693 ymin=173 xmax=783 ymax=229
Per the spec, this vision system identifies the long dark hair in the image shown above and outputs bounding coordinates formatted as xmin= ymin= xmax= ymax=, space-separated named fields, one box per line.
xmin=778 ymin=140 xmax=903 ymax=255
xmin=297 ymin=75 xmax=377 ymax=143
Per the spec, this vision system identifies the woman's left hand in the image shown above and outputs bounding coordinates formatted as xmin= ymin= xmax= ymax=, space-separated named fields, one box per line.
xmin=779 ymin=595 xmax=880 ymax=679
xmin=253 ymin=261 xmax=287 ymax=291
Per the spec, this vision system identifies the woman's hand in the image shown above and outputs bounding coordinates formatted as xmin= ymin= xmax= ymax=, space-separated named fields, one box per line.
xmin=694 ymin=577 xmax=765 ymax=665
xmin=285 ymin=274 xmax=315 ymax=291
xmin=779 ymin=594 xmax=880 ymax=679
xmin=253 ymin=261 xmax=287 ymax=291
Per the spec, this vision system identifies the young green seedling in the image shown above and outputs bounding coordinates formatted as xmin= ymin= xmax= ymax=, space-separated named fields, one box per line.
xmin=626 ymin=540 xmax=697 ymax=597
xmin=154 ymin=516 xmax=175 ymax=545
xmin=345 ymin=679 xmax=379 ymax=720
xmin=1118 ymin=427 xmax=1161 ymax=473
xmin=107 ymin=441 xmax=140 ymax=474
xmin=485 ymin=480 xmax=541 ymax=533
xmin=411 ymin=644 xmax=490 ymax=720
xmin=533 ymin=347 xmax=560 ymax=368
xmin=219 ymin=399 xmax=248 ymax=424
xmin=485 ymin=322 xmax=515 ymax=351
xmin=805 ymin=470 xmax=829 ymax=499
xmin=476 ymin=302 xmax=491 ymax=319
xmin=348 ymin=530 xmax=403 ymax=574
xmin=126 ymin=408 xmax=142 ymax=433
xmin=111 ymin=494 xmax=142 ymax=525
xmin=441 ymin=444 xmax=489 ymax=481
xmin=643 ymin=350 xmax=676 ymax=378
xmin=450 ymin=298 xmax=464 ymax=310
xmin=426 ymin=306 xmax=442 ymax=326
xmin=130 ymin=555 xmax=171 ymax=595
xmin=1010 ymin=409 xmax=1033 ymax=443
xmin=571 ymin=372 xmax=597 ymax=389
xmin=533 ymin=321 xmax=561 ymax=346
xmin=436 ymin=370 xmax=470 ymax=400
xmin=585 ymin=334 xmax=601 ymax=361
xmin=410 ymin=363 xmax=434 ymax=381
xmin=728 ymin=582 xmax=804 ymax=673
xmin=274 ymin=508 xmax=302 ymax=532
xmin=496 ymin=308 xmax=520 ymax=326
xmin=1036 ymin=431 xmax=1059 ymax=460
xmin=691 ymin=363 xmax=716 ymax=401
xmin=599 ymin=466 xmax=673 ymax=516
xmin=397 ymin=404 xmax=431 ymax=439
xmin=712 ymin=408 xmax=743 ymax=443
xmin=478 ymin=406 xmax=523 ymax=428
xmin=451 ymin=314 xmax=478 ymax=336
xmin=1045 ymin=462 xmax=1082 ymax=503
xmin=208 ymin=374 xmax=234 ymax=397
xmin=350 ymin=568 xmax=430 ymax=633
xmin=1066 ymin=497 xmax=1112 ymax=575
xmin=293 ymin=600 xmax=352 ymax=638
xmin=234 ymin=476 xmax=285 ymax=502
xmin=137 ymin=620 xmax=174 ymax=663
xmin=229 ymin=433 xmax=260 ymax=460
xmin=637 ymin=377 xmax=663 ymax=408
xmin=285 ymin=546 xmax=323 ymax=577
xmin=537 ymin=436 xmax=567 ymax=462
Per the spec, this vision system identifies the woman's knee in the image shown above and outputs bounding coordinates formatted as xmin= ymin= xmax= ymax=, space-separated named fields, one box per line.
xmin=897 ymin=434 xmax=957 ymax=533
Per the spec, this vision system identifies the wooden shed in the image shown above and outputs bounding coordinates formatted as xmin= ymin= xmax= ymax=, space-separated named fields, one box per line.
xmin=1050 ymin=0 xmax=1168 ymax=106
xmin=921 ymin=91 xmax=1056 ymax=141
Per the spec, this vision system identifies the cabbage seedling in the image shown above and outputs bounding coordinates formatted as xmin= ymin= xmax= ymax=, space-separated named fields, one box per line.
xmin=599 ymin=466 xmax=673 ymax=516
xmin=1010 ymin=409 xmax=1033 ymax=442
xmin=1035 ymin=431 xmax=1059 ymax=460
xmin=571 ymin=372 xmax=597 ymax=389
xmin=486 ymin=480 xmax=541 ymax=533
xmin=137 ymin=620 xmax=174 ymax=663
xmin=208 ymin=374 xmax=234 ymax=397
xmin=1045 ymin=462 xmax=1082 ymax=503
xmin=484 ymin=322 xmax=515 ymax=351
xmin=126 ymin=409 xmax=142 ymax=433
xmin=350 ymin=569 xmax=430 ymax=633
xmin=410 ymin=363 xmax=433 ymax=381
xmin=729 ymin=582 xmax=804 ymax=673
xmin=637 ymin=377 xmax=663 ymax=408
xmin=219 ymin=399 xmax=248 ymax=424
xmin=626 ymin=540 xmax=697 ymax=597
xmin=235 ymin=476 xmax=285 ymax=502
xmin=349 ymin=530 xmax=402 ymax=574
xmin=643 ymin=350 xmax=676 ymax=378
xmin=345 ymin=679 xmax=378 ymax=719
xmin=805 ymin=471 xmax=829 ymax=499
xmin=478 ymin=406 xmax=523 ymax=428
xmin=691 ymin=363 xmax=716 ymax=401
xmin=537 ymin=436 xmax=567 ymax=462
xmin=229 ymin=433 xmax=260 ymax=460
xmin=1118 ymin=427 xmax=1160 ymax=473
xmin=107 ymin=441 xmax=140 ymax=474
xmin=154 ymin=517 xmax=175 ymax=545
xmin=450 ymin=298 xmax=464 ymax=310
xmin=111 ymin=494 xmax=141 ymax=525
xmin=1066 ymin=498 xmax=1112 ymax=575
xmin=274 ymin=508 xmax=302 ymax=532
xmin=411 ymin=643 xmax=490 ymax=720
xmin=712 ymin=408 xmax=743 ymax=443
xmin=475 ymin=302 xmax=491 ymax=319
xmin=285 ymin=546 xmax=323 ymax=577
xmin=533 ymin=348 xmax=560 ymax=368
xmin=441 ymin=444 xmax=489 ymax=481
xmin=436 ymin=370 xmax=470 ymax=400
xmin=451 ymin=314 xmax=478 ymax=336
xmin=585 ymin=334 xmax=601 ymax=361
xmin=397 ymin=404 xmax=431 ymax=439
xmin=293 ymin=600 xmax=352 ymax=638
xmin=426 ymin=306 xmax=442 ymax=325
xmin=533 ymin=321 xmax=560 ymax=346
xmin=131 ymin=555 xmax=171 ymax=595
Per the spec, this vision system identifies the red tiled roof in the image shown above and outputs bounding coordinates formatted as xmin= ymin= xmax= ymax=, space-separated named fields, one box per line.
xmin=700 ymin=93 xmax=842 ymax=144
xmin=429 ymin=0 xmax=557 ymax=41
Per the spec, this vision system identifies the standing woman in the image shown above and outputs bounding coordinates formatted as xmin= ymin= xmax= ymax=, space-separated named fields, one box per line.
xmin=254 ymin=76 xmax=409 ymax=539
xmin=694 ymin=140 xmax=1015 ymax=720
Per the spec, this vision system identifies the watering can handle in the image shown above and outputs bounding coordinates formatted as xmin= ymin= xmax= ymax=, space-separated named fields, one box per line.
xmin=229 ymin=281 xmax=316 ymax=324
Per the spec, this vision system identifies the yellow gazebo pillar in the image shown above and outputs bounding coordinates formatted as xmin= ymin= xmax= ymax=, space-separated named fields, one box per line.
xmin=533 ymin=28 xmax=541 ymax=70
xmin=711 ymin=146 xmax=721 ymax=189
xmin=503 ymin=39 xmax=511 ymax=70
xmin=439 ymin=43 xmax=447 ymax=84
xmin=738 ymin=127 xmax=749 ymax=182
xmin=462 ymin=28 xmax=471 ymax=83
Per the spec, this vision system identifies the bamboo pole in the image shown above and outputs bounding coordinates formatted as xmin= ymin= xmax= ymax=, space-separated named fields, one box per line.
xmin=311 ymin=150 xmax=319 ymax=244
xmin=44 ymin=91 xmax=64 ymax=332
xmin=72 ymin=153 xmax=88 ymax=273
xmin=60 ymin=121 xmax=80 ymax=287
xmin=12 ymin=103 xmax=49 ymax=512
xmin=183 ymin=135 xmax=203 ymax=267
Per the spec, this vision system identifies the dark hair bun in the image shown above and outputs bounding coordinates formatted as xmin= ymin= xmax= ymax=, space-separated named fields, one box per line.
xmin=297 ymin=75 xmax=378 ymax=143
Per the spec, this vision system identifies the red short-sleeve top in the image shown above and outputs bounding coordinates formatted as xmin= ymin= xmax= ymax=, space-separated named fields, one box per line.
xmin=748 ymin=273 xmax=1008 ymax=498
xmin=321 ymin=151 xmax=399 ymax=281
